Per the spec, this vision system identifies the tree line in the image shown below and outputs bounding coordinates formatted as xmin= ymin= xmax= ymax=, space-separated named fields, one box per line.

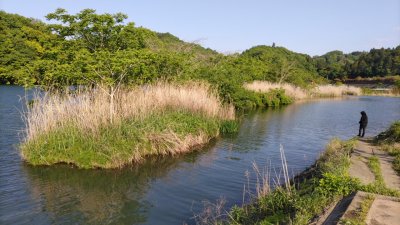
xmin=0 ymin=9 xmax=398 ymax=108
xmin=313 ymin=47 xmax=400 ymax=80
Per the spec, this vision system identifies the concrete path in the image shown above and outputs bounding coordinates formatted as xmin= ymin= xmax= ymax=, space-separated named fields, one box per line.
xmin=350 ymin=139 xmax=400 ymax=190
xmin=338 ymin=191 xmax=400 ymax=225
xmin=366 ymin=196 xmax=400 ymax=225
xmin=349 ymin=140 xmax=375 ymax=185
xmin=373 ymin=148 xmax=400 ymax=191
xmin=318 ymin=139 xmax=400 ymax=225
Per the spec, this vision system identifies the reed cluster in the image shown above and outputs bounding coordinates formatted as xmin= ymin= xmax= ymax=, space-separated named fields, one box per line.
xmin=243 ymin=81 xmax=362 ymax=99
xmin=243 ymin=81 xmax=308 ymax=100
xmin=314 ymin=84 xmax=362 ymax=97
xmin=21 ymin=82 xmax=236 ymax=168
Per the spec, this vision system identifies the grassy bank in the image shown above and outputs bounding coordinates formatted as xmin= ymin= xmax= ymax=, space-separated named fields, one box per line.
xmin=20 ymin=82 xmax=236 ymax=169
xmin=375 ymin=121 xmax=400 ymax=175
xmin=244 ymin=81 xmax=361 ymax=100
xmin=222 ymin=134 xmax=400 ymax=225
xmin=226 ymin=139 xmax=358 ymax=224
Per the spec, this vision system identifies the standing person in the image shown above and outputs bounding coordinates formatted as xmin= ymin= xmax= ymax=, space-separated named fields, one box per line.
xmin=358 ymin=111 xmax=368 ymax=137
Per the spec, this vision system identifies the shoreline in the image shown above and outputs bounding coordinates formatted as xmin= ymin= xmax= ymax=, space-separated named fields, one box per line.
xmin=221 ymin=121 xmax=400 ymax=224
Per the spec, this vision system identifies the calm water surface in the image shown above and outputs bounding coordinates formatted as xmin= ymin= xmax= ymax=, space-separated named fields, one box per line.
xmin=1 ymin=85 xmax=399 ymax=224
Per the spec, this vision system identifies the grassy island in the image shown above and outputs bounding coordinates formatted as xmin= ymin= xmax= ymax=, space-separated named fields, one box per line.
xmin=20 ymin=83 xmax=236 ymax=169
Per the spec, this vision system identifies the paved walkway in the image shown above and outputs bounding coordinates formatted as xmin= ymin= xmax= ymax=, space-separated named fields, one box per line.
xmin=348 ymin=139 xmax=400 ymax=225
xmin=349 ymin=140 xmax=375 ymax=185
xmin=366 ymin=195 xmax=400 ymax=225
xmin=318 ymin=139 xmax=400 ymax=225
xmin=349 ymin=139 xmax=400 ymax=190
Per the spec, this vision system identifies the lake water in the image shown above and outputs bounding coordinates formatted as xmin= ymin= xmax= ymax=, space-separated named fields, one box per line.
xmin=1 ymin=85 xmax=399 ymax=224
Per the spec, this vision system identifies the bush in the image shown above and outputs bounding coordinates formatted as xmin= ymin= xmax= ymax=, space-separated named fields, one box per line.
xmin=316 ymin=173 xmax=360 ymax=197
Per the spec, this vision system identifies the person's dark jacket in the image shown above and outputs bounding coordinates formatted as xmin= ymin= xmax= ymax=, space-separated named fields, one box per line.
xmin=359 ymin=111 xmax=368 ymax=128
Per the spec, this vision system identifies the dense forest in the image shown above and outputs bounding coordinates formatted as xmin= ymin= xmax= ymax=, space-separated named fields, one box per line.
xmin=313 ymin=47 xmax=400 ymax=80
xmin=1 ymin=9 xmax=399 ymax=108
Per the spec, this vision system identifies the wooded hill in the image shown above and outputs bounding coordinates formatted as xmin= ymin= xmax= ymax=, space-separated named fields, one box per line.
xmin=313 ymin=47 xmax=400 ymax=80
xmin=1 ymin=9 xmax=398 ymax=108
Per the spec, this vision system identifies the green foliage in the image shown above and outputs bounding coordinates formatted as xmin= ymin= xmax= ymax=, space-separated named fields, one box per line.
xmin=313 ymin=47 xmax=400 ymax=80
xmin=1 ymin=10 xmax=319 ymax=109
xmin=291 ymin=191 xmax=331 ymax=225
xmin=2 ymin=9 xmax=399 ymax=96
xmin=229 ymin=188 xmax=293 ymax=225
xmin=0 ymin=11 xmax=55 ymax=86
xmin=242 ymin=45 xmax=323 ymax=87
xmin=316 ymin=173 xmax=360 ymax=197
xmin=316 ymin=138 xmax=355 ymax=175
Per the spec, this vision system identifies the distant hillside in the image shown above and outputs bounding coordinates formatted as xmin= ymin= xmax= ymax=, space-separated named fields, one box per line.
xmin=313 ymin=47 xmax=400 ymax=80
xmin=242 ymin=45 xmax=321 ymax=87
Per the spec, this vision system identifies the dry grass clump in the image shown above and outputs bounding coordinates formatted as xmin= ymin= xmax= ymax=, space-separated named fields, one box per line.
xmin=244 ymin=81 xmax=362 ymax=99
xmin=24 ymin=82 xmax=235 ymax=142
xmin=243 ymin=81 xmax=308 ymax=100
xmin=313 ymin=85 xmax=362 ymax=97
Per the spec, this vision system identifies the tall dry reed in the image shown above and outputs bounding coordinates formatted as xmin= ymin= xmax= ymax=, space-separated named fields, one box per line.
xmin=244 ymin=81 xmax=362 ymax=99
xmin=313 ymin=84 xmax=362 ymax=97
xmin=243 ymin=81 xmax=308 ymax=100
xmin=24 ymin=82 xmax=235 ymax=142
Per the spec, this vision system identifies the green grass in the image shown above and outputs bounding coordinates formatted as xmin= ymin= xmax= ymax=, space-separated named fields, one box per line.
xmin=228 ymin=87 xmax=293 ymax=110
xmin=21 ymin=110 xmax=237 ymax=169
xmin=375 ymin=121 xmax=400 ymax=175
xmin=368 ymin=156 xmax=383 ymax=184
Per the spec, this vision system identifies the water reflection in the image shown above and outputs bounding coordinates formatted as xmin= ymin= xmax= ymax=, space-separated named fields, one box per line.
xmin=23 ymin=150 xmax=208 ymax=225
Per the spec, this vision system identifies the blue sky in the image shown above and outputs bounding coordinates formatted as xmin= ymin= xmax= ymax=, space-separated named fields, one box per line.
xmin=1 ymin=0 xmax=399 ymax=56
